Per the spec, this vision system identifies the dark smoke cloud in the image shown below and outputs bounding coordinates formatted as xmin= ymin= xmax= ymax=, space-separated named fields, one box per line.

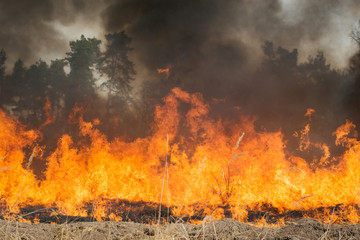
xmin=0 ymin=0 xmax=105 ymax=68
xmin=102 ymin=0 xmax=360 ymax=159
xmin=103 ymin=0 xmax=251 ymax=97
xmin=102 ymin=0 xmax=359 ymax=96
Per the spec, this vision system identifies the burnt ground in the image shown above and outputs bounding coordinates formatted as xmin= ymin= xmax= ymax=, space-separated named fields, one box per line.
xmin=2 ymin=201 xmax=357 ymax=224
xmin=1 ymin=218 xmax=360 ymax=240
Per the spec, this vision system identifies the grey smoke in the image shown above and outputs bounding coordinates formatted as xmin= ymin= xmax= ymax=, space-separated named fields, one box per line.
xmin=101 ymin=0 xmax=360 ymax=159
xmin=101 ymin=0 xmax=359 ymax=96
xmin=0 ymin=0 xmax=105 ymax=68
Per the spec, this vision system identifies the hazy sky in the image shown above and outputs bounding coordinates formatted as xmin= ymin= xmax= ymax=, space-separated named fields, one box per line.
xmin=279 ymin=0 xmax=359 ymax=68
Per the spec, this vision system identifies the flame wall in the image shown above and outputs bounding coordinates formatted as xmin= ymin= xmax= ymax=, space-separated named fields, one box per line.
xmin=0 ymin=88 xmax=359 ymax=223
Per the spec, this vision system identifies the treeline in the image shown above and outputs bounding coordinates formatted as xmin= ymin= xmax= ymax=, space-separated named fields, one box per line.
xmin=0 ymin=32 xmax=145 ymax=149
xmin=1 ymin=30 xmax=360 ymax=162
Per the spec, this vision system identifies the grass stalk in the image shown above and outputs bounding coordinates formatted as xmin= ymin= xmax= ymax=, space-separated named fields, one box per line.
xmin=158 ymin=134 xmax=169 ymax=224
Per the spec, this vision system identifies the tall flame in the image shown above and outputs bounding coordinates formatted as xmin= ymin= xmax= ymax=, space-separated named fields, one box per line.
xmin=0 ymin=88 xmax=360 ymax=223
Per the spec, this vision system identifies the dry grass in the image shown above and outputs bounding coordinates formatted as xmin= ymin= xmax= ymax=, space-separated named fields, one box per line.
xmin=1 ymin=217 xmax=360 ymax=239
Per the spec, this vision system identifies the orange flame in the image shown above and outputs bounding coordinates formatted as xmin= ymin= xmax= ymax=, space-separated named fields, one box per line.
xmin=305 ymin=108 xmax=315 ymax=119
xmin=157 ymin=65 xmax=172 ymax=78
xmin=0 ymin=88 xmax=360 ymax=223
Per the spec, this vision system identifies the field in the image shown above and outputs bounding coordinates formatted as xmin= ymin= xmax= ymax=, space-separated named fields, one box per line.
xmin=1 ymin=218 xmax=360 ymax=240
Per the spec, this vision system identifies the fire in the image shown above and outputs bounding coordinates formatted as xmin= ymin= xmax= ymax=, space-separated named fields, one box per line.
xmin=157 ymin=66 xmax=172 ymax=78
xmin=0 ymin=88 xmax=360 ymax=224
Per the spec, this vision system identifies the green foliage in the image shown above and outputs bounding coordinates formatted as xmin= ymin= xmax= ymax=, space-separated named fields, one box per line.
xmin=0 ymin=34 xmax=354 ymax=146
xmin=20 ymin=60 xmax=49 ymax=124
xmin=98 ymin=31 xmax=136 ymax=121
xmin=66 ymin=35 xmax=101 ymax=82
xmin=9 ymin=59 xmax=27 ymax=106
xmin=48 ymin=59 xmax=68 ymax=112
xmin=0 ymin=33 xmax=139 ymax=141
xmin=64 ymin=35 xmax=101 ymax=115
xmin=100 ymin=32 xmax=135 ymax=96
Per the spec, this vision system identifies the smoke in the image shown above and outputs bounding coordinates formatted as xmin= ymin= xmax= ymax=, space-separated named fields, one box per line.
xmin=0 ymin=0 xmax=358 ymax=83
xmin=101 ymin=0 xmax=360 ymax=158
xmin=1 ymin=0 xmax=358 ymax=92
xmin=0 ymin=0 xmax=105 ymax=68
xmin=100 ymin=0 xmax=360 ymax=102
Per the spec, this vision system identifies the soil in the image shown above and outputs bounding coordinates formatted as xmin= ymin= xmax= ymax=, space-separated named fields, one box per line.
xmin=1 ymin=218 xmax=360 ymax=240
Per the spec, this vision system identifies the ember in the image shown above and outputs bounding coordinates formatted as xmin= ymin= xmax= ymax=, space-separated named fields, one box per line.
xmin=157 ymin=66 xmax=172 ymax=78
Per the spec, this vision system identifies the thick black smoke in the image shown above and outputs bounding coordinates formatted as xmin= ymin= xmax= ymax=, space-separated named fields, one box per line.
xmin=102 ymin=0 xmax=359 ymax=96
